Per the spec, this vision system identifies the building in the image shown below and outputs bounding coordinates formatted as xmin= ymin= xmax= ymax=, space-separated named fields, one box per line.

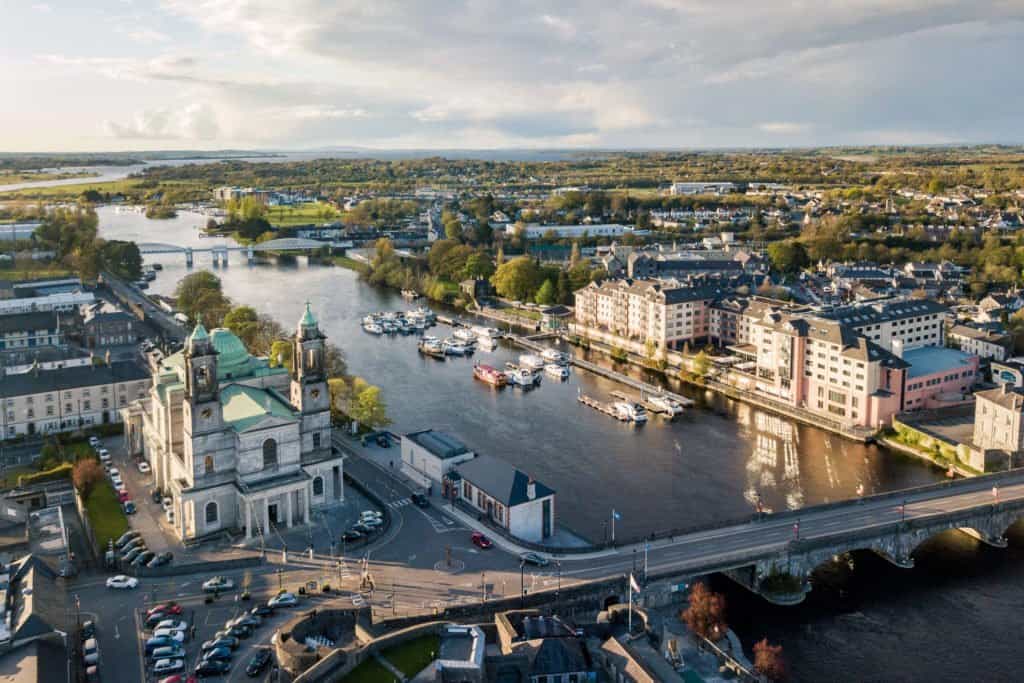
xmin=626 ymin=252 xmax=745 ymax=280
xmin=0 ymin=554 xmax=69 ymax=683
xmin=973 ymin=384 xmax=1024 ymax=454
xmin=0 ymin=345 xmax=91 ymax=375
xmin=493 ymin=611 xmax=597 ymax=683
xmin=901 ymin=347 xmax=978 ymax=411
xmin=436 ymin=625 xmax=486 ymax=683
xmin=0 ymin=311 xmax=64 ymax=350
xmin=817 ymin=299 xmax=949 ymax=354
xmin=948 ymin=324 xmax=1011 ymax=362
xmin=0 ymin=361 xmax=150 ymax=440
xmin=400 ymin=429 xmax=475 ymax=487
xmin=123 ymin=305 xmax=344 ymax=541
xmin=0 ymin=291 xmax=94 ymax=315
xmin=991 ymin=358 xmax=1024 ymax=388
xmin=506 ymin=223 xmax=631 ymax=240
xmin=669 ymin=181 xmax=737 ymax=195
xmin=452 ymin=454 xmax=555 ymax=543
xmin=80 ymin=302 xmax=137 ymax=349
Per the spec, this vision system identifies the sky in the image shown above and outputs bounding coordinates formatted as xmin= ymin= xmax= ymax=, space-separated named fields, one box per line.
xmin=1 ymin=0 xmax=1022 ymax=152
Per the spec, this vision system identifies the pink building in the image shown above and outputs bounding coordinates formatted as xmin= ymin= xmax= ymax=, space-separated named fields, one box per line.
xmin=900 ymin=347 xmax=979 ymax=411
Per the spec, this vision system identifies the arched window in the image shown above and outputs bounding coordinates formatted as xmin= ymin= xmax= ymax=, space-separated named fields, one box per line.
xmin=312 ymin=476 xmax=324 ymax=497
xmin=205 ymin=501 xmax=218 ymax=524
xmin=204 ymin=455 xmax=214 ymax=475
xmin=262 ymin=438 xmax=278 ymax=469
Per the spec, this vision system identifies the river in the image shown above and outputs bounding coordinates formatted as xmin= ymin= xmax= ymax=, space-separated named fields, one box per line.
xmin=97 ymin=206 xmax=1021 ymax=681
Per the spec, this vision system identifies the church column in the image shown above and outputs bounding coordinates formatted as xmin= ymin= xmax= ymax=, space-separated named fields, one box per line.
xmin=304 ymin=486 xmax=312 ymax=524
xmin=245 ymin=500 xmax=253 ymax=540
xmin=262 ymin=497 xmax=270 ymax=534
xmin=286 ymin=491 xmax=293 ymax=528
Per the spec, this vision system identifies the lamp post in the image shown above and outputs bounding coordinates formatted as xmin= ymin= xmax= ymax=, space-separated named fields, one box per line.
xmin=520 ymin=561 xmax=526 ymax=608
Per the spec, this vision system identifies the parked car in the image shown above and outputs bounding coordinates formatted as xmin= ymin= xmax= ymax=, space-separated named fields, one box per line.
xmin=161 ymin=498 xmax=173 ymax=513
xmin=115 ymin=530 xmax=141 ymax=548
xmin=226 ymin=624 xmax=252 ymax=639
xmin=97 ymin=447 xmax=110 ymax=459
xmin=148 ymin=551 xmax=173 ymax=567
xmin=152 ymin=658 xmax=185 ymax=676
xmin=118 ymin=490 xmax=132 ymax=503
xmin=151 ymin=628 xmax=186 ymax=643
xmin=106 ymin=575 xmax=139 ymax=589
xmin=149 ymin=645 xmax=185 ymax=661
xmin=202 ymin=576 xmax=234 ymax=592
xmin=351 ymin=522 xmax=373 ymax=535
xmin=145 ymin=636 xmax=177 ymax=654
xmin=519 ymin=552 xmax=549 ymax=567
xmin=246 ymin=649 xmax=272 ymax=677
xmin=229 ymin=614 xmax=261 ymax=629
xmin=122 ymin=536 xmax=145 ymax=551
xmin=81 ymin=620 xmax=97 ymax=639
xmin=148 ymin=602 xmax=182 ymax=618
xmin=108 ymin=467 xmax=120 ymax=479
xmin=137 ymin=461 xmax=151 ymax=474
xmin=471 ymin=532 xmax=493 ymax=549
xmin=123 ymin=547 xmax=146 ymax=564
xmin=268 ymin=592 xmax=298 ymax=608
xmin=195 ymin=659 xmax=231 ymax=677
xmin=133 ymin=551 xmax=156 ymax=567
xmin=411 ymin=492 xmax=429 ymax=508
xmin=111 ymin=474 xmax=123 ymax=488
xmin=360 ymin=516 xmax=383 ymax=529
xmin=155 ymin=619 xmax=189 ymax=632
xmin=152 ymin=490 xmax=163 ymax=504
xmin=359 ymin=510 xmax=383 ymax=521
xmin=341 ymin=530 xmax=363 ymax=543
xmin=123 ymin=501 xmax=137 ymax=515
xmin=88 ymin=436 xmax=100 ymax=448
xmin=202 ymin=646 xmax=232 ymax=662
xmin=250 ymin=603 xmax=274 ymax=617
xmin=201 ymin=636 xmax=239 ymax=652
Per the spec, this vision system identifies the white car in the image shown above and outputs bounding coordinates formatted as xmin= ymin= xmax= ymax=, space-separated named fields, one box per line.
xmin=137 ymin=461 xmax=151 ymax=474
xmin=202 ymin=576 xmax=234 ymax=592
xmin=359 ymin=510 xmax=383 ymax=521
xmin=154 ymin=619 xmax=189 ymax=632
xmin=111 ymin=475 xmax=123 ymax=488
xmin=152 ymin=628 xmax=186 ymax=643
xmin=152 ymin=658 xmax=185 ymax=675
xmin=88 ymin=436 xmax=100 ymax=448
xmin=106 ymin=575 xmax=139 ymax=589
xmin=268 ymin=592 xmax=298 ymax=608
xmin=98 ymin=448 xmax=110 ymax=459
xmin=161 ymin=498 xmax=173 ymax=512
xmin=109 ymin=467 xmax=120 ymax=480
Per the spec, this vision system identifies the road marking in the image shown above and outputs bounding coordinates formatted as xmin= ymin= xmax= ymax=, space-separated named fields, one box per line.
xmin=114 ymin=624 xmax=120 ymax=639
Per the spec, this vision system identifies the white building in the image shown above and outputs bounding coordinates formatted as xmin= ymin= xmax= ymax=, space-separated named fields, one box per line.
xmin=453 ymin=454 xmax=554 ymax=543
xmin=122 ymin=305 xmax=344 ymax=542
xmin=948 ymin=324 xmax=1010 ymax=362
xmin=505 ymin=224 xmax=631 ymax=240
xmin=400 ymin=429 xmax=475 ymax=487
xmin=669 ymin=181 xmax=737 ymax=195
xmin=974 ymin=385 xmax=1024 ymax=454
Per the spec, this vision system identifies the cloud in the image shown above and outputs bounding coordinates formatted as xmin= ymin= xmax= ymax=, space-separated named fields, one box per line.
xmin=540 ymin=14 xmax=577 ymax=39
xmin=104 ymin=103 xmax=220 ymax=140
xmin=758 ymin=122 xmax=810 ymax=135
xmin=31 ymin=3 xmax=52 ymax=12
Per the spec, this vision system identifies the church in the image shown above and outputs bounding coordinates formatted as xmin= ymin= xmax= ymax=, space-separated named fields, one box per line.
xmin=121 ymin=304 xmax=344 ymax=542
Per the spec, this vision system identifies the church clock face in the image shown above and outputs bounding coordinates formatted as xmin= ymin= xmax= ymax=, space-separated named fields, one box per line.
xmin=311 ymin=388 xmax=320 ymax=399
xmin=201 ymin=408 xmax=212 ymax=419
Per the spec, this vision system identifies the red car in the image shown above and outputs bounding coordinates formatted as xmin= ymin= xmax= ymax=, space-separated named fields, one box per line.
xmin=118 ymin=490 xmax=132 ymax=503
xmin=471 ymin=532 xmax=493 ymax=549
xmin=148 ymin=602 xmax=183 ymax=618
xmin=158 ymin=676 xmax=197 ymax=683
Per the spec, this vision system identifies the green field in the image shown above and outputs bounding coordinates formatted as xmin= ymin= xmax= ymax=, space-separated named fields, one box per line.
xmin=0 ymin=171 xmax=99 ymax=185
xmin=266 ymin=202 xmax=341 ymax=227
xmin=84 ymin=480 xmax=129 ymax=549
xmin=0 ymin=268 xmax=75 ymax=281
xmin=385 ymin=635 xmax=439 ymax=678
xmin=343 ymin=657 xmax=393 ymax=683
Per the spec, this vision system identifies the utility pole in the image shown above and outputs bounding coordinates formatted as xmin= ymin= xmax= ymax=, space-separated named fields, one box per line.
xmin=481 ymin=572 xmax=486 ymax=604
xmin=643 ymin=542 xmax=649 ymax=584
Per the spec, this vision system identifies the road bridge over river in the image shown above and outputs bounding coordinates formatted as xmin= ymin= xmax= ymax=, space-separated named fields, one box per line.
xmin=138 ymin=238 xmax=351 ymax=266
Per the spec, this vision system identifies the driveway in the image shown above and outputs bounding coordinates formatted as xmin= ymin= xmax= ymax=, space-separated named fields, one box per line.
xmin=104 ymin=435 xmax=173 ymax=558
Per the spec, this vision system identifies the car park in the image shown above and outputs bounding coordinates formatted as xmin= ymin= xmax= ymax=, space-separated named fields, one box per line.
xmin=229 ymin=614 xmax=261 ymax=629
xmin=411 ymin=492 xmax=429 ymax=508
xmin=201 ymin=636 xmax=238 ymax=651
xmin=137 ymin=461 xmax=151 ymax=474
xmin=351 ymin=522 xmax=373 ymax=535
xmin=149 ymin=645 xmax=185 ymax=661
xmin=152 ymin=658 xmax=185 ymax=676
xmin=195 ymin=659 xmax=231 ymax=677
xmin=471 ymin=531 xmax=493 ymax=549
xmin=133 ymin=551 xmax=156 ymax=567
xmin=148 ymin=551 xmax=174 ymax=567
xmin=145 ymin=636 xmax=177 ymax=654
xmin=360 ymin=516 xmax=383 ymax=529
xmin=202 ymin=576 xmax=234 ymax=592
xmin=202 ymin=646 xmax=232 ymax=662
xmin=519 ymin=552 xmax=550 ymax=567
xmin=268 ymin=592 xmax=298 ymax=608
xmin=246 ymin=649 xmax=272 ymax=677
xmin=115 ymin=530 xmax=141 ymax=548
xmin=250 ymin=603 xmax=274 ymax=617
xmin=106 ymin=575 xmax=139 ymax=589
xmin=226 ymin=624 xmax=252 ymax=639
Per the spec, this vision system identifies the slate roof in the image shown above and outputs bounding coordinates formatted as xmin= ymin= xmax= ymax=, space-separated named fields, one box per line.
xmin=0 ymin=312 xmax=58 ymax=334
xmin=405 ymin=429 xmax=471 ymax=460
xmin=0 ymin=361 xmax=149 ymax=398
xmin=455 ymin=454 xmax=554 ymax=507
xmin=818 ymin=299 xmax=949 ymax=327
xmin=529 ymin=637 xmax=593 ymax=676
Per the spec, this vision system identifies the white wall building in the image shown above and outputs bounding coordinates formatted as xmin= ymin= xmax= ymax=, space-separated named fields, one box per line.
xmin=453 ymin=454 xmax=555 ymax=543
xmin=505 ymin=223 xmax=631 ymax=240
xmin=400 ymin=429 xmax=475 ymax=487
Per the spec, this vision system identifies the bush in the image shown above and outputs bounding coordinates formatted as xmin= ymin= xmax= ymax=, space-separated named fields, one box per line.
xmin=754 ymin=638 xmax=788 ymax=681
xmin=73 ymin=459 xmax=105 ymax=498
xmin=18 ymin=462 xmax=72 ymax=488
xmin=680 ymin=582 xmax=727 ymax=640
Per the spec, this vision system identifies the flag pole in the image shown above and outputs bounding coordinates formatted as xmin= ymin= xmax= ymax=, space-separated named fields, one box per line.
xmin=628 ymin=574 xmax=632 ymax=634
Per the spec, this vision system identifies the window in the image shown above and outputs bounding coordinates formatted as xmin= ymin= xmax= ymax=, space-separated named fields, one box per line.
xmin=205 ymin=501 xmax=218 ymax=524
xmin=204 ymin=456 xmax=214 ymax=475
xmin=313 ymin=476 xmax=324 ymax=496
xmin=312 ymin=432 xmax=321 ymax=449
xmin=262 ymin=439 xmax=278 ymax=469
xmin=463 ymin=482 xmax=472 ymax=499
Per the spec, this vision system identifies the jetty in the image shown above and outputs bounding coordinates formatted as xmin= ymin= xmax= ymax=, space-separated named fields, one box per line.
xmin=610 ymin=389 xmax=694 ymax=415
xmin=577 ymin=392 xmax=624 ymax=419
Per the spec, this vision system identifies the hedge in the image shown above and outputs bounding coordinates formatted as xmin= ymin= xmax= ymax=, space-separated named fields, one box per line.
xmin=17 ymin=462 xmax=72 ymax=488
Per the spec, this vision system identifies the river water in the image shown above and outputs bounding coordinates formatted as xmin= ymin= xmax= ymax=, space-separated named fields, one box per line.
xmin=98 ymin=206 xmax=1021 ymax=681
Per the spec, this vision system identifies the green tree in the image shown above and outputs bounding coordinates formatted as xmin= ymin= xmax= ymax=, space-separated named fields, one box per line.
xmin=534 ymin=279 xmax=556 ymax=305
xmin=100 ymin=240 xmax=143 ymax=281
xmin=490 ymin=256 xmax=543 ymax=301
xmin=496 ymin=245 xmax=505 ymax=266
xmin=767 ymin=240 xmax=809 ymax=274
xmin=175 ymin=271 xmax=231 ymax=327
xmin=349 ymin=381 xmax=390 ymax=428
xmin=269 ymin=340 xmax=293 ymax=369
xmin=693 ymin=350 xmax=711 ymax=377
xmin=556 ymin=269 xmax=572 ymax=304
xmin=223 ymin=306 xmax=260 ymax=348
xmin=462 ymin=252 xmax=495 ymax=280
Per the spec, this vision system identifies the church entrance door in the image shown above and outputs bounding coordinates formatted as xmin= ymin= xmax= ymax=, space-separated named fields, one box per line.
xmin=268 ymin=503 xmax=279 ymax=525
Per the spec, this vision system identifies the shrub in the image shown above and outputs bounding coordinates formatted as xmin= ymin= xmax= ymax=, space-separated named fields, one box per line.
xmin=754 ymin=638 xmax=788 ymax=681
xmin=18 ymin=462 xmax=73 ymax=488
xmin=73 ymin=459 xmax=105 ymax=498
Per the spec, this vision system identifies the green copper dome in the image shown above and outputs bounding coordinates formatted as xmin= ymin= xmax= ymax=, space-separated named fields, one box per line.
xmin=300 ymin=302 xmax=317 ymax=328
xmin=189 ymin=323 xmax=209 ymax=342
xmin=210 ymin=328 xmax=250 ymax=374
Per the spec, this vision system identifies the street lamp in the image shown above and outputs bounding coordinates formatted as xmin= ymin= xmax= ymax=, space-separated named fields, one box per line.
xmin=520 ymin=561 xmax=526 ymax=608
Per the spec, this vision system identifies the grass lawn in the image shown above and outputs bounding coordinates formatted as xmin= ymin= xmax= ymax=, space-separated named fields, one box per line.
xmin=505 ymin=307 xmax=542 ymax=321
xmin=267 ymin=202 xmax=341 ymax=227
xmin=84 ymin=480 xmax=129 ymax=549
xmin=343 ymin=657 xmax=395 ymax=683
xmin=384 ymin=635 xmax=440 ymax=678
xmin=0 ymin=269 xmax=74 ymax=281
xmin=0 ymin=465 xmax=38 ymax=491
xmin=0 ymin=178 xmax=148 ymax=200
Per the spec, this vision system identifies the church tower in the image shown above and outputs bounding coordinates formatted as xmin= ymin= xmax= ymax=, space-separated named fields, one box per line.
xmin=291 ymin=303 xmax=331 ymax=451
xmin=183 ymin=323 xmax=223 ymax=435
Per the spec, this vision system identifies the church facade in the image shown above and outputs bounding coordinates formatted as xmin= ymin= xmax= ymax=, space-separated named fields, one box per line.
xmin=122 ymin=305 xmax=344 ymax=542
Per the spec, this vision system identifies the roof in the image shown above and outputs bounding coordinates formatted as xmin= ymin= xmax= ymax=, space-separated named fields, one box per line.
xmin=976 ymin=385 xmax=1024 ymax=411
xmin=0 ymin=312 xmax=58 ymax=334
xmin=530 ymin=637 xmax=592 ymax=676
xmin=600 ymin=637 xmax=657 ymax=683
xmin=456 ymin=454 xmax=554 ymax=506
xmin=818 ymin=299 xmax=948 ymax=327
xmin=404 ymin=429 xmax=471 ymax=460
xmin=189 ymin=322 xmax=209 ymax=343
xmin=300 ymin=302 xmax=317 ymax=328
xmin=903 ymin=346 xmax=976 ymax=379
xmin=949 ymin=324 xmax=1010 ymax=344
xmin=0 ymin=361 xmax=149 ymax=398
xmin=220 ymin=384 xmax=297 ymax=432
xmin=0 ymin=637 xmax=69 ymax=683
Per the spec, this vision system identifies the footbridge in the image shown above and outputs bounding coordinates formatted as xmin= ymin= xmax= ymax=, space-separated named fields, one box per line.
xmin=138 ymin=238 xmax=351 ymax=266
xmin=569 ymin=469 xmax=1024 ymax=606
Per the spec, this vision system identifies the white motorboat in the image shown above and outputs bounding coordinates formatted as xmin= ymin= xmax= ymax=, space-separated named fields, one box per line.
xmin=613 ymin=401 xmax=648 ymax=423
xmin=648 ymin=395 xmax=684 ymax=416
xmin=362 ymin=322 xmax=384 ymax=335
xmin=452 ymin=328 xmax=477 ymax=343
xmin=541 ymin=348 xmax=570 ymax=365
xmin=418 ymin=338 xmax=446 ymax=358
xmin=476 ymin=335 xmax=497 ymax=351
xmin=506 ymin=367 xmax=540 ymax=387
xmin=381 ymin=320 xmax=398 ymax=334
xmin=471 ymin=325 xmax=501 ymax=339
xmin=519 ymin=354 xmax=545 ymax=371
xmin=544 ymin=363 xmax=570 ymax=379
xmin=362 ymin=314 xmax=378 ymax=326
xmin=414 ymin=306 xmax=436 ymax=323
xmin=443 ymin=340 xmax=471 ymax=356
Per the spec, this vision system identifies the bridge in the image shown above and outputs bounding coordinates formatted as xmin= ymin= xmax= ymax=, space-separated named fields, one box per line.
xmin=589 ymin=468 xmax=1024 ymax=605
xmin=137 ymin=238 xmax=351 ymax=266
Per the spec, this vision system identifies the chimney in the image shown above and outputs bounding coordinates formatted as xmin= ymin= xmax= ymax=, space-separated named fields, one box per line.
xmin=527 ymin=478 xmax=536 ymax=501
xmin=1002 ymin=382 xmax=1008 ymax=396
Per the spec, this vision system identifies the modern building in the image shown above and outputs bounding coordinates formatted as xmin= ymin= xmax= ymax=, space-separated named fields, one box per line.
xmin=973 ymin=384 xmax=1024 ymax=455
xmin=626 ymin=252 xmax=746 ymax=280
xmin=400 ymin=429 xmax=475 ymax=487
xmin=506 ymin=223 xmax=631 ymax=240
xmin=816 ymin=299 xmax=949 ymax=354
xmin=0 ymin=361 xmax=150 ymax=440
xmin=901 ymin=347 xmax=978 ymax=411
xmin=122 ymin=305 xmax=344 ymax=541
xmin=669 ymin=181 xmax=737 ymax=195
xmin=452 ymin=454 xmax=555 ymax=543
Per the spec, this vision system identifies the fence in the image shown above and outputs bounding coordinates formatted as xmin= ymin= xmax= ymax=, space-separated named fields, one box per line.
xmin=126 ymin=554 xmax=263 ymax=578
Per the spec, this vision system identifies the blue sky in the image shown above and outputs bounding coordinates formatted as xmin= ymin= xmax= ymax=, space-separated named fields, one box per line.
xmin=1 ymin=0 xmax=1022 ymax=152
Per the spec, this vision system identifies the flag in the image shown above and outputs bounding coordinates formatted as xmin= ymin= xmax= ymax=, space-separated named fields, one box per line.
xmin=613 ymin=509 xmax=622 ymax=521
xmin=629 ymin=573 xmax=640 ymax=593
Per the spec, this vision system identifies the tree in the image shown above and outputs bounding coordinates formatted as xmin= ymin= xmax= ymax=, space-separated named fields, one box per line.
xmin=350 ymin=382 xmax=390 ymax=428
xmin=556 ymin=269 xmax=572 ymax=304
xmin=100 ymin=240 xmax=143 ymax=281
xmin=462 ymin=252 xmax=495 ymax=281
xmin=569 ymin=241 xmax=581 ymax=269
xmin=223 ymin=306 xmax=259 ymax=348
xmin=534 ymin=279 xmax=556 ymax=305
xmin=72 ymin=458 xmax=104 ymax=500
xmin=269 ymin=340 xmax=292 ymax=369
xmin=767 ymin=240 xmax=809 ymax=274
xmin=490 ymin=256 xmax=543 ymax=301
xmin=693 ymin=350 xmax=711 ymax=377
xmin=753 ymin=639 xmax=788 ymax=681
xmin=496 ymin=246 xmax=505 ymax=266
xmin=444 ymin=218 xmax=463 ymax=241
xmin=175 ymin=271 xmax=231 ymax=327
xmin=680 ymin=582 xmax=727 ymax=640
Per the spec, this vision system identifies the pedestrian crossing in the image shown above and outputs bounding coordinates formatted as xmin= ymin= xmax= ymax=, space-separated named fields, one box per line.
xmin=387 ymin=498 xmax=412 ymax=509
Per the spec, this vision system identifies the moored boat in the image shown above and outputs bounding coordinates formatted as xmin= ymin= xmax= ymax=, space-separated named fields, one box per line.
xmin=613 ymin=401 xmax=648 ymax=423
xmin=443 ymin=339 xmax=471 ymax=356
xmin=473 ymin=363 xmax=507 ymax=387
xmin=648 ymin=395 xmax=684 ymax=416
xmin=541 ymin=348 xmax=569 ymax=365
xmin=476 ymin=335 xmax=497 ymax=351
xmin=452 ymin=328 xmax=477 ymax=343
xmin=418 ymin=338 xmax=446 ymax=358
xmin=544 ymin=363 xmax=570 ymax=380
xmin=362 ymin=322 xmax=384 ymax=335
xmin=518 ymin=354 xmax=545 ymax=371
xmin=506 ymin=366 xmax=540 ymax=387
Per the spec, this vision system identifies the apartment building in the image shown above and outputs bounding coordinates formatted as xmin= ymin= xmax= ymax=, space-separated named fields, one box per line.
xmin=817 ymin=299 xmax=949 ymax=354
xmin=0 ymin=311 xmax=64 ymax=350
xmin=948 ymin=324 xmax=1011 ymax=361
xmin=973 ymin=384 xmax=1024 ymax=454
